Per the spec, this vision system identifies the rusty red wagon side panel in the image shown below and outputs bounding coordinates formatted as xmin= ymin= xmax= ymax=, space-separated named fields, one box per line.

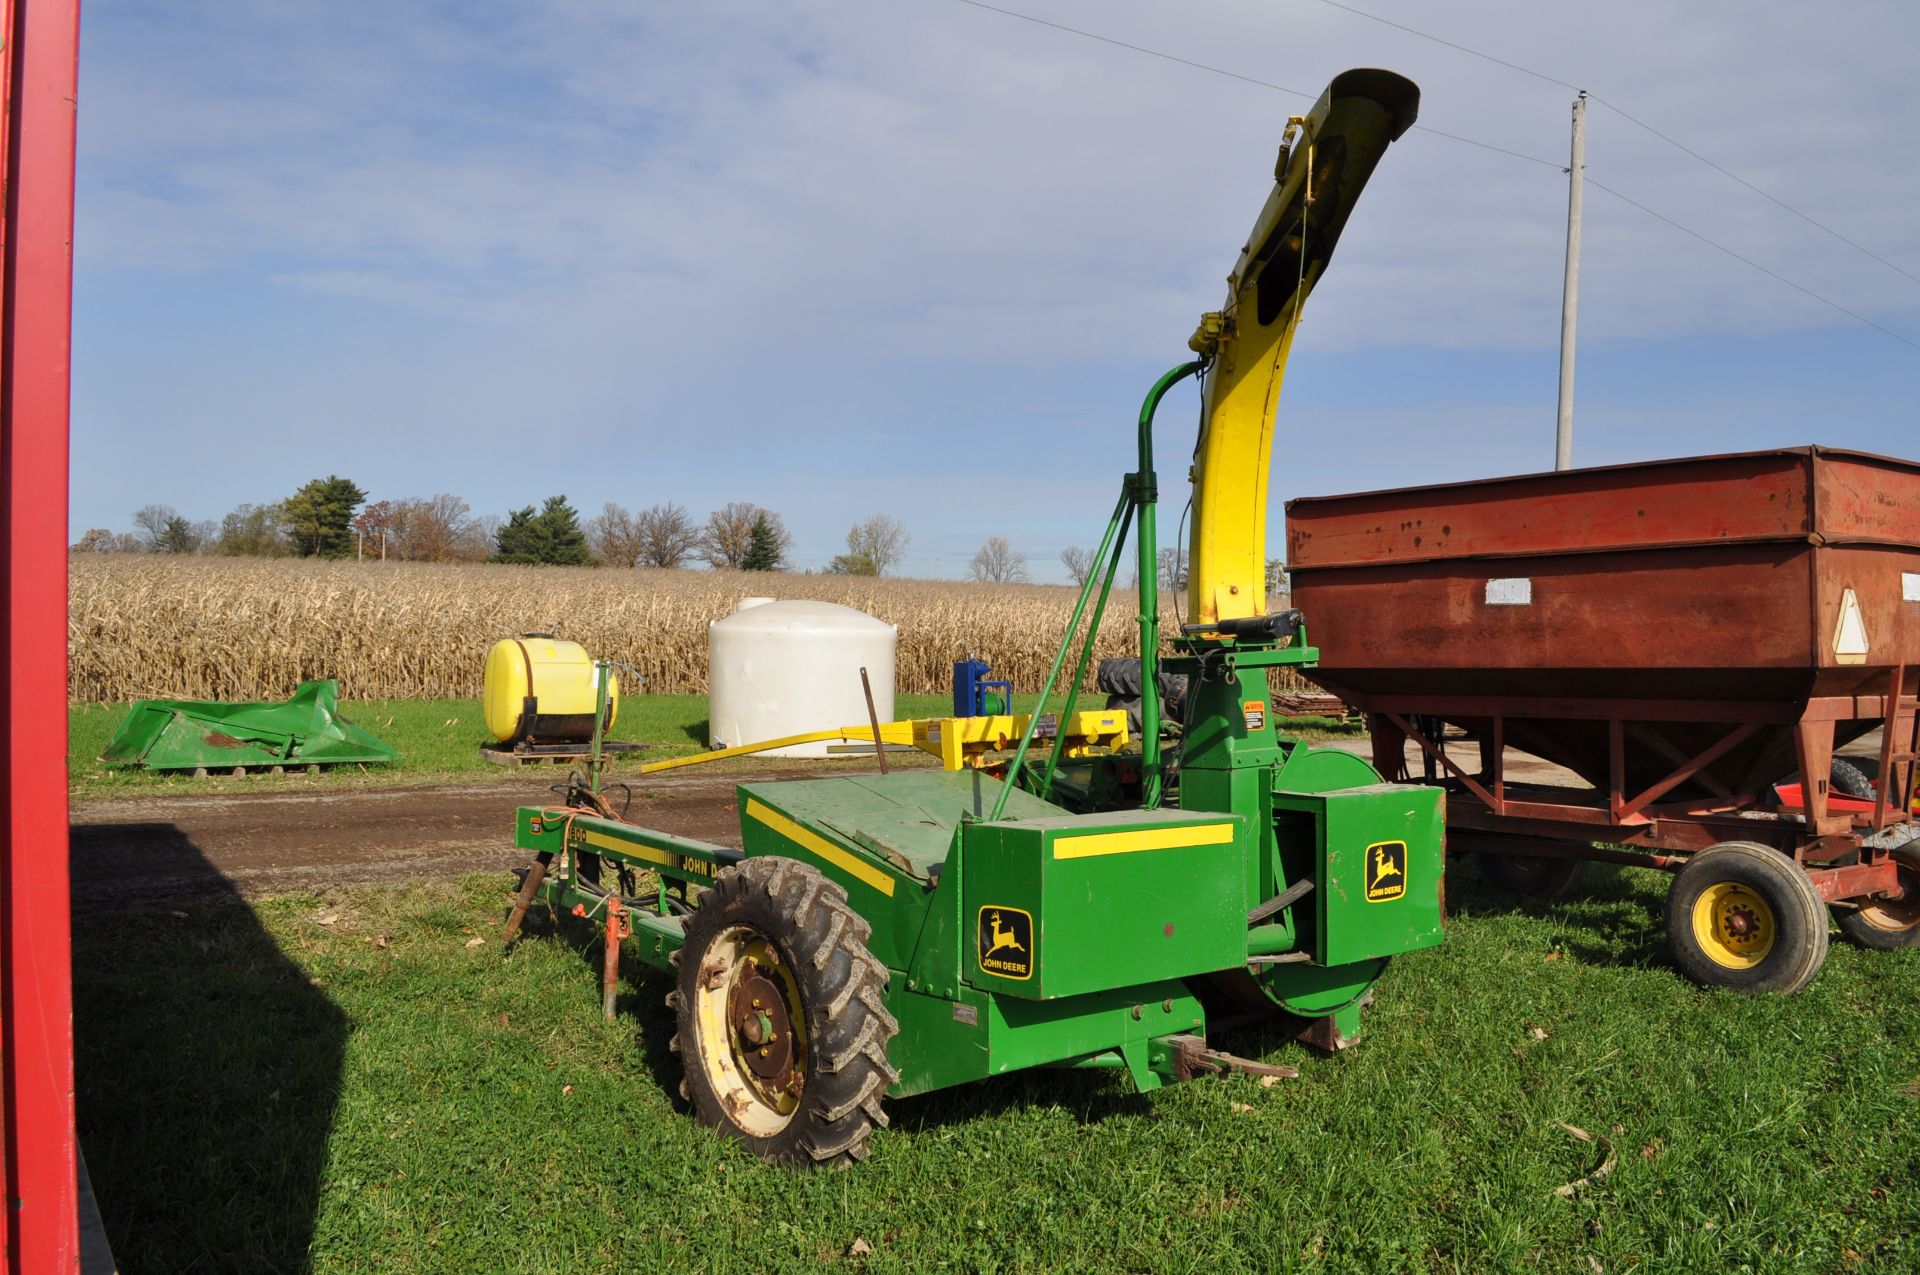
xmin=1284 ymin=446 xmax=1920 ymax=880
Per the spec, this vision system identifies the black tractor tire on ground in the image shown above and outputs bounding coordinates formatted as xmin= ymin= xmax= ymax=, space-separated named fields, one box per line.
xmin=1829 ymin=757 xmax=1876 ymax=800
xmin=1834 ymin=845 xmax=1920 ymax=951
xmin=1664 ymin=841 xmax=1829 ymax=994
xmin=667 ymin=856 xmax=899 ymax=1167
xmin=1478 ymin=849 xmax=1588 ymax=901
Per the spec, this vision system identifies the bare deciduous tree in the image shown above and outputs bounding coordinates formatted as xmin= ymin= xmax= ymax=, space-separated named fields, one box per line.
xmin=70 ymin=528 xmax=115 ymax=553
xmin=400 ymin=494 xmax=487 ymax=562
xmin=592 ymin=501 xmax=700 ymax=569
xmin=635 ymin=502 xmax=700 ymax=568
xmin=1059 ymin=545 xmax=1094 ymax=587
xmin=702 ymin=502 xmax=790 ymax=569
xmin=969 ymin=536 xmax=1029 ymax=584
xmin=587 ymin=502 xmax=643 ymax=568
xmin=353 ymin=500 xmax=409 ymax=559
xmin=829 ymin=514 xmax=909 ymax=576
xmin=132 ymin=504 xmax=177 ymax=551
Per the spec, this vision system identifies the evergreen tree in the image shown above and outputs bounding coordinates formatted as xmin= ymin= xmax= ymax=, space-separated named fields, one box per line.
xmin=494 ymin=495 xmax=591 ymax=565
xmin=282 ymin=475 xmax=368 ymax=558
xmin=158 ymin=515 xmax=200 ymax=554
xmin=740 ymin=513 xmax=785 ymax=571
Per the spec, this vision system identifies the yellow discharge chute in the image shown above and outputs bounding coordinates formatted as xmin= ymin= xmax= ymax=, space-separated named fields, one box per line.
xmin=1186 ymin=69 xmax=1419 ymax=626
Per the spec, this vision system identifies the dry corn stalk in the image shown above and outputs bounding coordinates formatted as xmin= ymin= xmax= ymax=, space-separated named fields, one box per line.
xmin=67 ymin=556 xmax=1312 ymax=703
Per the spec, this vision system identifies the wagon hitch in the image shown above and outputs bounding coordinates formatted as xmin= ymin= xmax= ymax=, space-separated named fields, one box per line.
xmin=1163 ymin=1035 xmax=1299 ymax=1083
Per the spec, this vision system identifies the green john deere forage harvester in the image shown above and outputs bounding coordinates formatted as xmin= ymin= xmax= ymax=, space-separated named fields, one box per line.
xmin=502 ymin=68 xmax=1442 ymax=1166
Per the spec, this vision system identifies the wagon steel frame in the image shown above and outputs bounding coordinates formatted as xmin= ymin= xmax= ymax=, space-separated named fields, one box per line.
xmin=1286 ymin=446 xmax=1920 ymax=928
xmin=1353 ymin=670 xmax=1917 ymax=907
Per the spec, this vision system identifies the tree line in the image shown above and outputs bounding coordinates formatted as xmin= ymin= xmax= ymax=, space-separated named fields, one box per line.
xmin=72 ymin=479 xmax=1051 ymax=580
xmin=74 ymin=476 xmax=1285 ymax=586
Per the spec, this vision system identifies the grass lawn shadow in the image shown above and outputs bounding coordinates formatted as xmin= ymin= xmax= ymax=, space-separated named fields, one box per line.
xmin=1447 ymin=855 xmax=1674 ymax=970
xmin=886 ymin=1067 xmax=1155 ymax=1136
xmin=70 ymin=824 xmax=348 ymax=1274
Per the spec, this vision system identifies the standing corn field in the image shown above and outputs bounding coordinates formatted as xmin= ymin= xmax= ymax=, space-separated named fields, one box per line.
xmin=70 ymin=556 xmax=1253 ymax=703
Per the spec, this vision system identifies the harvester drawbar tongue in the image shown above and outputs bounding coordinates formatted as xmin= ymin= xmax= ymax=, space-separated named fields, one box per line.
xmin=99 ymin=678 xmax=398 ymax=774
xmin=500 ymin=66 xmax=1443 ymax=1167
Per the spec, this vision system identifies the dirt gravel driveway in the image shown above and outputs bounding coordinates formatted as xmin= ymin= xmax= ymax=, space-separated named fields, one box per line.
xmin=68 ymin=768 xmax=807 ymax=910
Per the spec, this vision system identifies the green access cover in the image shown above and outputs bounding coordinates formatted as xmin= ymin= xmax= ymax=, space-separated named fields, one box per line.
xmin=100 ymin=679 xmax=399 ymax=772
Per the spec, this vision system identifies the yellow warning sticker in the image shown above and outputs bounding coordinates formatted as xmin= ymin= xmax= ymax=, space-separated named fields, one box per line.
xmin=1365 ymin=841 xmax=1408 ymax=903
xmin=1243 ymin=700 xmax=1267 ymax=731
xmin=977 ymin=906 xmax=1033 ymax=980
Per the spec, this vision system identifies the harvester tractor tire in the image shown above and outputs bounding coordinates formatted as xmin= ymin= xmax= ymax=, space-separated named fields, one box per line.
xmin=1664 ymin=841 xmax=1828 ymax=994
xmin=1829 ymin=757 xmax=1876 ymax=800
xmin=1834 ymin=845 xmax=1920 ymax=951
xmin=1477 ymin=846 xmax=1587 ymax=901
xmin=667 ymin=855 xmax=899 ymax=1167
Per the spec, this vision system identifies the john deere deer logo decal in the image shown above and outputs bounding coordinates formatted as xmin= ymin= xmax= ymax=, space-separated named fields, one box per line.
xmin=1365 ymin=841 xmax=1408 ymax=903
xmin=977 ymin=906 xmax=1034 ymax=979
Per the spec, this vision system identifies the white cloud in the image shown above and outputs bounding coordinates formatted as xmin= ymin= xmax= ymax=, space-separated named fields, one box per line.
xmin=69 ymin=0 xmax=1920 ymax=568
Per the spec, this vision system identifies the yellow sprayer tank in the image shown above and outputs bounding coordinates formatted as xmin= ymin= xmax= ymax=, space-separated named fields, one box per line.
xmin=482 ymin=635 xmax=619 ymax=745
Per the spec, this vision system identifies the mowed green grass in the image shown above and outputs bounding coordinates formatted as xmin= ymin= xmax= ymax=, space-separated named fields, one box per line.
xmin=74 ymin=864 xmax=1919 ymax=1273
xmin=67 ymin=694 xmax=1361 ymax=799
xmin=65 ymin=693 xmax=968 ymax=798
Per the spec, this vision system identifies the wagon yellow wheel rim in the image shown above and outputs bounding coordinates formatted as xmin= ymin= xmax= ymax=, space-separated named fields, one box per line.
xmin=1852 ymin=863 xmax=1920 ymax=934
xmin=692 ymin=926 xmax=809 ymax=1137
xmin=1691 ymin=881 xmax=1776 ymax=969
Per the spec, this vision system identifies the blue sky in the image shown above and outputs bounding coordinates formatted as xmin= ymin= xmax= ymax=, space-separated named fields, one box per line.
xmin=72 ymin=1 xmax=1920 ymax=579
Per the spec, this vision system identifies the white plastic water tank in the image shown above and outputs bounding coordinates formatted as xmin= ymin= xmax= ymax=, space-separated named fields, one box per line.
xmin=708 ymin=598 xmax=897 ymax=757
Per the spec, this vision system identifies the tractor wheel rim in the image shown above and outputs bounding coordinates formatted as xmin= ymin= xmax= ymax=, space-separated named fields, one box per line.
xmin=1854 ymin=862 xmax=1920 ymax=933
xmin=1691 ymin=881 xmax=1776 ymax=969
xmin=693 ymin=925 xmax=808 ymax=1136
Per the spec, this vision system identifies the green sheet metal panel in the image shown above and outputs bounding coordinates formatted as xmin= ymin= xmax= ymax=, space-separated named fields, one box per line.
xmin=961 ymin=808 xmax=1246 ymax=1000
xmin=98 ymin=679 xmax=398 ymax=771
xmin=738 ymin=770 xmax=1066 ymax=969
xmin=1273 ymin=782 xmax=1445 ymax=966
xmin=885 ymin=976 xmax=1206 ymax=1097
xmin=744 ymin=770 xmax=1060 ymax=879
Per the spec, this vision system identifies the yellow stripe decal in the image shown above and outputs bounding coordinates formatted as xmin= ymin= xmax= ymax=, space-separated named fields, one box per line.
xmin=582 ymin=829 xmax=679 ymax=871
xmin=744 ymin=799 xmax=897 ymax=897
xmin=1053 ymin=823 xmax=1235 ymax=860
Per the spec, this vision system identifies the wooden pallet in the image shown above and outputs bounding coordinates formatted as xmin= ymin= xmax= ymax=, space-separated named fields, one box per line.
xmin=479 ymin=741 xmax=652 ymax=767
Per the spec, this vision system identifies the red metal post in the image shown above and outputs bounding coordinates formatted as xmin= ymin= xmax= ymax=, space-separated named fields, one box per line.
xmin=2 ymin=0 xmax=84 ymax=1269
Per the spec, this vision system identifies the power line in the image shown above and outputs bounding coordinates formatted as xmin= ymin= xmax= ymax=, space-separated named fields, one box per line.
xmin=1587 ymin=178 xmax=1920 ymax=353
xmin=1308 ymin=0 xmax=1579 ymax=92
xmin=1584 ymin=94 xmax=1920 ymax=288
xmin=945 ymin=0 xmax=1916 ymax=353
xmin=1408 ymin=123 xmax=1560 ymax=171
xmin=949 ymin=0 xmax=1562 ymax=168
xmin=951 ymin=0 xmax=1316 ymax=100
xmin=1302 ymin=0 xmax=1920 ymax=289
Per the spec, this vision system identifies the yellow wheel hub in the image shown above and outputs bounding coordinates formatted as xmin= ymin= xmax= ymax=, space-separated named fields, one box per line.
xmin=1691 ymin=881 xmax=1776 ymax=969
xmin=692 ymin=926 xmax=809 ymax=1137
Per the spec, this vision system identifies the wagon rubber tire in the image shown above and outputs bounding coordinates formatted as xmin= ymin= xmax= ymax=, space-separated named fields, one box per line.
xmin=1834 ymin=845 xmax=1920 ymax=951
xmin=1478 ymin=849 xmax=1587 ymax=901
xmin=666 ymin=856 xmax=898 ymax=1167
xmin=1664 ymin=841 xmax=1828 ymax=994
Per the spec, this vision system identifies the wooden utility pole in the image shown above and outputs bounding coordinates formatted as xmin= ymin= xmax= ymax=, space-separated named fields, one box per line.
xmin=1556 ymin=91 xmax=1587 ymax=471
